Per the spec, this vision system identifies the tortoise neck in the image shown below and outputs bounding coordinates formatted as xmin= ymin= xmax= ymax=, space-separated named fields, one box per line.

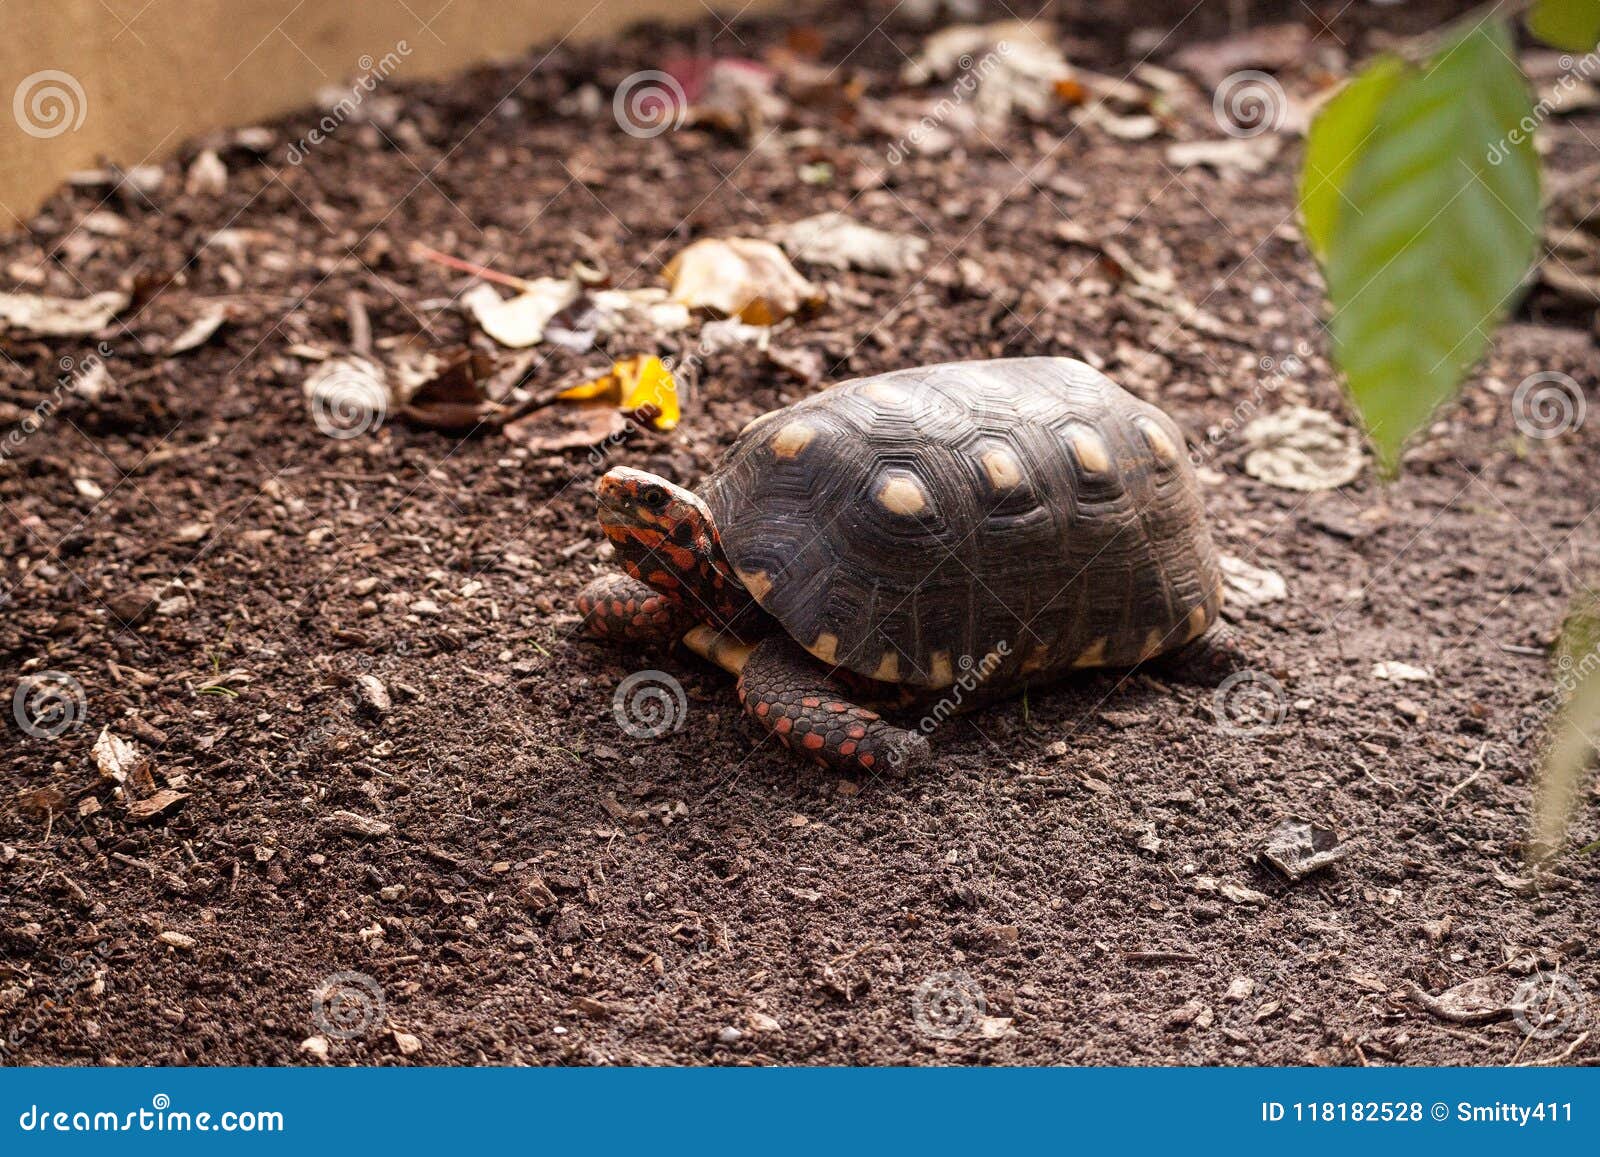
xmin=601 ymin=498 xmax=766 ymax=641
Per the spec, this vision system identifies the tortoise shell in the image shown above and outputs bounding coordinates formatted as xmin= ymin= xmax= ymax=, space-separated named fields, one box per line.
xmin=701 ymin=357 xmax=1223 ymax=689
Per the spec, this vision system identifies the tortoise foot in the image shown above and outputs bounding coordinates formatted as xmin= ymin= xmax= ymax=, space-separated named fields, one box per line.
xmin=737 ymin=637 xmax=931 ymax=774
xmin=1152 ymin=623 xmax=1251 ymax=686
xmin=575 ymin=574 xmax=693 ymax=643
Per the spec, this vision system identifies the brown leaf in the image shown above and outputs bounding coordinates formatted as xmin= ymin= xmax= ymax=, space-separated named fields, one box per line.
xmin=396 ymin=348 xmax=500 ymax=431
xmin=502 ymin=402 xmax=625 ymax=452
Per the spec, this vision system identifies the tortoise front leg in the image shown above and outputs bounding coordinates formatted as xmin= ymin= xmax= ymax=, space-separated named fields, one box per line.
xmin=736 ymin=636 xmax=931 ymax=774
xmin=576 ymin=573 xmax=694 ymax=643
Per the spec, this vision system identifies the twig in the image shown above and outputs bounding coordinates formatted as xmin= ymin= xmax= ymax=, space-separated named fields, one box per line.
xmin=344 ymin=290 xmax=372 ymax=356
xmin=409 ymin=242 xmax=534 ymax=292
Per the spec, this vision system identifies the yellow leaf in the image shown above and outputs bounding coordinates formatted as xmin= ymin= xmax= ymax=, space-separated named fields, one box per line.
xmin=616 ymin=355 xmax=680 ymax=431
xmin=553 ymin=355 xmax=680 ymax=431
xmin=555 ymin=375 xmax=616 ymax=402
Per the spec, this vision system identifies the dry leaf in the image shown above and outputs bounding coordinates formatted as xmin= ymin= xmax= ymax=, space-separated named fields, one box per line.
xmin=1219 ymin=554 xmax=1287 ymax=609
xmin=462 ymin=279 xmax=579 ymax=348
xmin=91 ymin=726 xmax=157 ymax=795
xmin=664 ymin=238 xmax=824 ymax=325
xmin=1241 ymin=406 xmax=1363 ymax=491
xmin=185 ymin=150 xmax=228 ymax=197
xmin=1372 ymin=660 xmax=1433 ymax=683
xmin=0 ymin=289 xmax=129 ymax=337
xmin=1166 ymin=136 xmax=1281 ymax=174
xmin=392 ymin=347 xmax=500 ymax=431
xmin=1258 ymin=821 xmax=1351 ymax=881
xmin=773 ymin=213 xmax=927 ymax=274
xmin=167 ymin=304 xmax=229 ymax=354
xmin=902 ymin=21 xmax=1071 ymax=123
xmin=589 ymin=288 xmax=692 ymax=336
xmin=503 ymin=403 xmax=625 ymax=451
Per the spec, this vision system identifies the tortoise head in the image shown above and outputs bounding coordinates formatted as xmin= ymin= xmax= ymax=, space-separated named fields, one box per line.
xmin=595 ymin=467 xmax=766 ymax=639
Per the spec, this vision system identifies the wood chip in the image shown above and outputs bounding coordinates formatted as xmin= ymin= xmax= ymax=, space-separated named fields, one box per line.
xmin=326 ymin=810 xmax=392 ymax=839
xmin=126 ymin=789 xmax=189 ymax=823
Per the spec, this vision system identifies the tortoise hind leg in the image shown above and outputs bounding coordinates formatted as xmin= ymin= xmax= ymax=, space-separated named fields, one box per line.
xmin=1149 ymin=622 xmax=1250 ymax=685
xmin=737 ymin=636 xmax=931 ymax=774
xmin=576 ymin=573 xmax=694 ymax=642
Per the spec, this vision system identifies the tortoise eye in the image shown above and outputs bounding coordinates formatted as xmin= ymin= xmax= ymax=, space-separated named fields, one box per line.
xmin=639 ymin=485 xmax=668 ymax=510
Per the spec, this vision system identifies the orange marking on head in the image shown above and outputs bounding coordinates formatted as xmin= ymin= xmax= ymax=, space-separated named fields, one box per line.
xmin=802 ymin=733 xmax=825 ymax=751
xmin=858 ymin=753 xmax=875 ymax=768
xmin=838 ymin=741 xmax=857 ymax=757
xmin=774 ymin=717 xmax=793 ymax=734
xmin=661 ymin=543 xmax=697 ymax=570
xmin=847 ymin=724 xmax=866 ymax=739
xmin=755 ymin=702 xmax=770 ymax=717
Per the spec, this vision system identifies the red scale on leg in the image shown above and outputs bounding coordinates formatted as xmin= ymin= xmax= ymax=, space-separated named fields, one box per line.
xmin=736 ymin=637 xmax=931 ymax=775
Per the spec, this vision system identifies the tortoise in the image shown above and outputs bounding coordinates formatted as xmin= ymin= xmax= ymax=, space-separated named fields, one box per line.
xmin=576 ymin=356 xmax=1224 ymax=775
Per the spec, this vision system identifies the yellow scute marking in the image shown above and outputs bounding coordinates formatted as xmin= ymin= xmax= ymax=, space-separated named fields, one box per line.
xmin=1138 ymin=627 xmax=1166 ymax=662
xmin=809 ymin=632 xmax=839 ymax=664
xmin=1022 ymin=644 xmax=1052 ymax=673
xmin=872 ymin=652 xmax=900 ymax=682
xmin=735 ymin=568 xmax=773 ymax=602
xmin=1136 ymin=416 xmax=1178 ymax=465
xmin=928 ymin=651 xmax=954 ymax=686
xmin=1184 ymin=605 xmax=1209 ymax=642
xmin=981 ymin=449 xmax=1023 ymax=490
xmin=770 ymin=421 xmax=815 ymax=458
xmin=1071 ymin=637 xmax=1108 ymax=668
xmin=859 ymin=380 xmax=908 ymax=406
xmin=1068 ymin=427 xmax=1110 ymax=473
xmin=877 ymin=474 xmax=928 ymax=515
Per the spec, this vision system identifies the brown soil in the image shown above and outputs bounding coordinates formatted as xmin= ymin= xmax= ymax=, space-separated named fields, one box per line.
xmin=3 ymin=0 xmax=1598 ymax=1067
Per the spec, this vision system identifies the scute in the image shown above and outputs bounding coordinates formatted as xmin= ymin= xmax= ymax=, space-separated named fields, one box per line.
xmin=701 ymin=358 xmax=1222 ymax=687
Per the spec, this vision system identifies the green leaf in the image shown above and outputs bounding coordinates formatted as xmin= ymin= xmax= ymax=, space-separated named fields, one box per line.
xmin=1536 ymin=659 xmax=1600 ymax=859
xmin=1324 ymin=19 xmax=1541 ymax=474
xmin=1528 ymin=0 xmax=1600 ymax=51
xmin=1300 ymin=57 xmax=1406 ymax=264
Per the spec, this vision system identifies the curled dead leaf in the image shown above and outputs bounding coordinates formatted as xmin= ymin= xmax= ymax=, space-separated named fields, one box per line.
xmin=0 ymin=289 xmax=129 ymax=337
xmin=664 ymin=238 xmax=824 ymax=325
